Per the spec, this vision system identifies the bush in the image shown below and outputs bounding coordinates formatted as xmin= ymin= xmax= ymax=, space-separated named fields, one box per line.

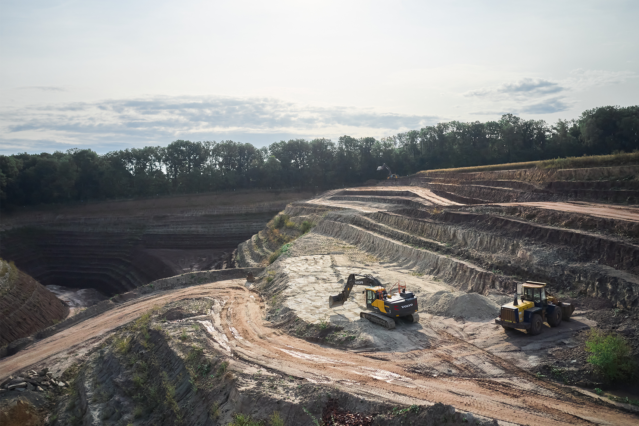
xmin=229 ymin=413 xmax=261 ymax=426
xmin=300 ymin=220 xmax=314 ymax=234
xmin=271 ymin=214 xmax=289 ymax=229
xmin=270 ymin=411 xmax=284 ymax=426
xmin=268 ymin=243 xmax=292 ymax=264
xmin=585 ymin=330 xmax=636 ymax=382
xmin=285 ymin=220 xmax=297 ymax=229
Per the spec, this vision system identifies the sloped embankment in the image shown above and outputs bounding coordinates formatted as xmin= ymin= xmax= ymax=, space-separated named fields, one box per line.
xmin=0 ymin=211 xmax=275 ymax=296
xmin=0 ymin=260 xmax=68 ymax=347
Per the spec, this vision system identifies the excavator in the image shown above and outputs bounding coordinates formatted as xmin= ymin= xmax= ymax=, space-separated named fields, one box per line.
xmin=377 ymin=163 xmax=399 ymax=179
xmin=328 ymin=274 xmax=419 ymax=329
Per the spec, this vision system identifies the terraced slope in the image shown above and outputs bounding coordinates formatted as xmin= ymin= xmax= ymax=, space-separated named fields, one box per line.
xmin=238 ymin=176 xmax=639 ymax=309
xmin=0 ymin=260 xmax=68 ymax=346
xmin=0 ymin=191 xmax=312 ymax=297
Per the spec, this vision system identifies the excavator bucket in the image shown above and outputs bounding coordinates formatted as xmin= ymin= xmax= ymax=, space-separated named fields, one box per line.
xmin=328 ymin=294 xmax=345 ymax=308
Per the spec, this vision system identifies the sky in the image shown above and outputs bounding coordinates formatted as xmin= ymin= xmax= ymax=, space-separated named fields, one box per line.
xmin=1 ymin=0 xmax=638 ymax=154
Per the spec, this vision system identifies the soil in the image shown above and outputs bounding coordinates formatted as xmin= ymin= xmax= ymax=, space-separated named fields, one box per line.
xmin=3 ymin=166 xmax=639 ymax=424
xmin=1 ymin=280 xmax=637 ymax=425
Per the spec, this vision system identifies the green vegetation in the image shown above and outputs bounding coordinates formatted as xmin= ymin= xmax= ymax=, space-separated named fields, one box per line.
xmin=585 ymin=330 xmax=637 ymax=382
xmin=269 ymin=243 xmax=292 ymax=264
xmin=270 ymin=411 xmax=285 ymax=426
xmin=300 ymin=220 xmax=314 ymax=234
xmin=391 ymin=405 xmax=421 ymax=416
xmin=216 ymin=361 xmax=229 ymax=377
xmin=421 ymin=151 xmax=639 ymax=175
xmin=161 ymin=371 xmax=181 ymax=421
xmin=303 ymin=407 xmax=321 ymax=426
xmin=228 ymin=413 xmax=261 ymax=426
xmin=115 ymin=336 xmax=132 ymax=354
xmin=2 ymin=106 xmax=637 ymax=209
xmin=209 ymin=402 xmax=220 ymax=419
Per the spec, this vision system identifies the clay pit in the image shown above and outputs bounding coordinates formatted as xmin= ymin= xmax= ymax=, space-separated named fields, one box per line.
xmin=1 ymin=168 xmax=639 ymax=425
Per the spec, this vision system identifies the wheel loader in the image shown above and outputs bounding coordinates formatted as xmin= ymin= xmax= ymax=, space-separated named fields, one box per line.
xmin=495 ymin=281 xmax=575 ymax=335
xmin=328 ymin=274 xmax=419 ymax=330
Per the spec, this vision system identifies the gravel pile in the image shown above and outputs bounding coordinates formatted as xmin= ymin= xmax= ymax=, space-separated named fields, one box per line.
xmin=422 ymin=291 xmax=499 ymax=320
xmin=0 ymin=368 xmax=68 ymax=393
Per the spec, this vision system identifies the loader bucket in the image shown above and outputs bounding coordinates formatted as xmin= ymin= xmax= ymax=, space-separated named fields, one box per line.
xmin=560 ymin=303 xmax=575 ymax=321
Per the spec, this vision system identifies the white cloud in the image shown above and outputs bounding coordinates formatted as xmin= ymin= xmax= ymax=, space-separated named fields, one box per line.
xmin=465 ymin=78 xmax=565 ymax=100
xmin=0 ymin=96 xmax=439 ymax=153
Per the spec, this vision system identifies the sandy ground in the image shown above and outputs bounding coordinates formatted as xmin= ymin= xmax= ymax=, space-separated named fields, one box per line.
xmin=305 ymin=185 xmax=460 ymax=212
xmin=1 ymin=280 xmax=634 ymax=425
xmin=497 ymin=201 xmax=639 ymax=222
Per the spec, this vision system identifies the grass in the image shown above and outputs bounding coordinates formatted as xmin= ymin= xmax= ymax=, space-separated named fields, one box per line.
xmin=419 ymin=151 xmax=639 ymax=175
xmin=303 ymin=407 xmax=321 ymax=426
xmin=300 ymin=220 xmax=314 ymax=234
xmin=161 ymin=371 xmax=181 ymax=421
xmin=585 ymin=329 xmax=637 ymax=382
xmin=269 ymin=242 xmax=293 ymax=264
xmin=209 ymin=402 xmax=220 ymax=419
xmin=216 ymin=361 xmax=229 ymax=377
xmin=270 ymin=411 xmax=285 ymax=426
xmin=228 ymin=413 xmax=262 ymax=426
xmin=115 ymin=336 xmax=132 ymax=354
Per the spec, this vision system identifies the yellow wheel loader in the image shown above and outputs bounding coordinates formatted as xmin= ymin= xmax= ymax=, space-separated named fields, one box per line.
xmin=495 ymin=281 xmax=575 ymax=335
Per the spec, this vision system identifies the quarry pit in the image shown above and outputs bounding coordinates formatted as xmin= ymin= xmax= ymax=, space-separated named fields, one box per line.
xmin=1 ymin=167 xmax=639 ymax=425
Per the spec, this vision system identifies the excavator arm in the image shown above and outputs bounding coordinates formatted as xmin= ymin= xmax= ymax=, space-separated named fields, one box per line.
xmin=328 ymin=274 xmax=381 ymax=308
xmin=377 ymin=163 xmax=393 ymax=178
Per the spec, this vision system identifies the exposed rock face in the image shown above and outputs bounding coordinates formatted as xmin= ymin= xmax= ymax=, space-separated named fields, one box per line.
xmin=0 ymin=260 xmax=68 ymax=347
xmin=0 ymin=212 xmax=275 ymax=296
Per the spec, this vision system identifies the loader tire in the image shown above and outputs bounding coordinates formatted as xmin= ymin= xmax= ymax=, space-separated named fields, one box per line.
xmin=530 ymin=314 xmax=543 ymax=336
xmin=548 ymin=307 xmax=562 ymax=327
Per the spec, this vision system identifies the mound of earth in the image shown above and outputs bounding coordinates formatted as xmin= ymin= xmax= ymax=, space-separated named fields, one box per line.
xmin=421 ymin=291 xmax=499 ymax=320
xmin=0 ymin=260 xmax=68 ymax=347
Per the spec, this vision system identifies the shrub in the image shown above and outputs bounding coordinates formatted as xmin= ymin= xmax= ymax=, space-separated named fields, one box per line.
xmin=268 ymin=243 xmax=292 ymax=264
xmin=229 ymin=413 xmax=261 ymax=426
xmin=270 ymin=411 xmax=284 ymax=426
xmin=115 ymin=336 xmax=132 ymax=354
xmin=300 ymin=220 xmax=314 ymax=234
xmin=585 ymin=330 xmax=636 ymax=382
xmin=285 ymin=219 xmax=297 ymax=229
xmin=271 ymin=214 xmax=289 ymax=229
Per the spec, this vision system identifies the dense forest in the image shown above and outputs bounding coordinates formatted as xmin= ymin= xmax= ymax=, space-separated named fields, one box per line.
xmin=1 ymin=105 xmax=637 ymax=209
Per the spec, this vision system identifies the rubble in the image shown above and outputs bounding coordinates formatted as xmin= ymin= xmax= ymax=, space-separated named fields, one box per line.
xmin=0 ymin=369 xmax=67 ymax=393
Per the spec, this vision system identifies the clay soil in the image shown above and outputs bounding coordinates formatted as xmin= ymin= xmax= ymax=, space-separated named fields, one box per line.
xmin=1 ymin=280 xmax=637 ymax=425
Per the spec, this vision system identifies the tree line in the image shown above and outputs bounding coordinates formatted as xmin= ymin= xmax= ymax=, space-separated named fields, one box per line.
xmin=1 ymin=105 xmax=637 ymax=208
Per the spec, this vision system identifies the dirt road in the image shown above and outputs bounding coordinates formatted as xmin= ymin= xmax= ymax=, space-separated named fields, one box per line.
xmin=1 ymin=281 xmax=635 ymax=425
xmin=497 ymin=201 xmax=639 ymax=222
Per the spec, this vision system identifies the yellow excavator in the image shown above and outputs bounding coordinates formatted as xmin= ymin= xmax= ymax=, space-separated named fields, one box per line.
xmin=377 ymin=163 xmax=399 ymax=179
xmin=329 ymin=274 xmax=419 ymax=329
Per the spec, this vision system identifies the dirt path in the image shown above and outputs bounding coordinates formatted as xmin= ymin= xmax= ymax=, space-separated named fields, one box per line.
xmin=2 ymin=281 xmax=636 ymax=425
xmin=343 ymin=186 xmax=461 ymax=206
xmin=498 ymin=201 xmax=639 ymax=222
xmin=307 ymin=186 xmax=460 ymax=211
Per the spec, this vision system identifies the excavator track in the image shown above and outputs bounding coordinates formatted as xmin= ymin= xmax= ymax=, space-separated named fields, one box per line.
xmin=360 ymin=311 xmax=396 ymax=329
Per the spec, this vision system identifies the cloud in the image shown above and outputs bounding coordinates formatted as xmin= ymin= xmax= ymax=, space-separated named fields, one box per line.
xmin=0 ymin=96 xmax=439 ymax=153
xmin=567 ymin=69 xmax=638 ymax=90
xmin=519 ymin=97 xmax=570 ymax=114
xmin=466 ymin=78 xmax=565 ymax=99
xmin=17 ymin=86 xmax=67 ymax=92
xmin=470 ymin=97 xmax=571 ymax=116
